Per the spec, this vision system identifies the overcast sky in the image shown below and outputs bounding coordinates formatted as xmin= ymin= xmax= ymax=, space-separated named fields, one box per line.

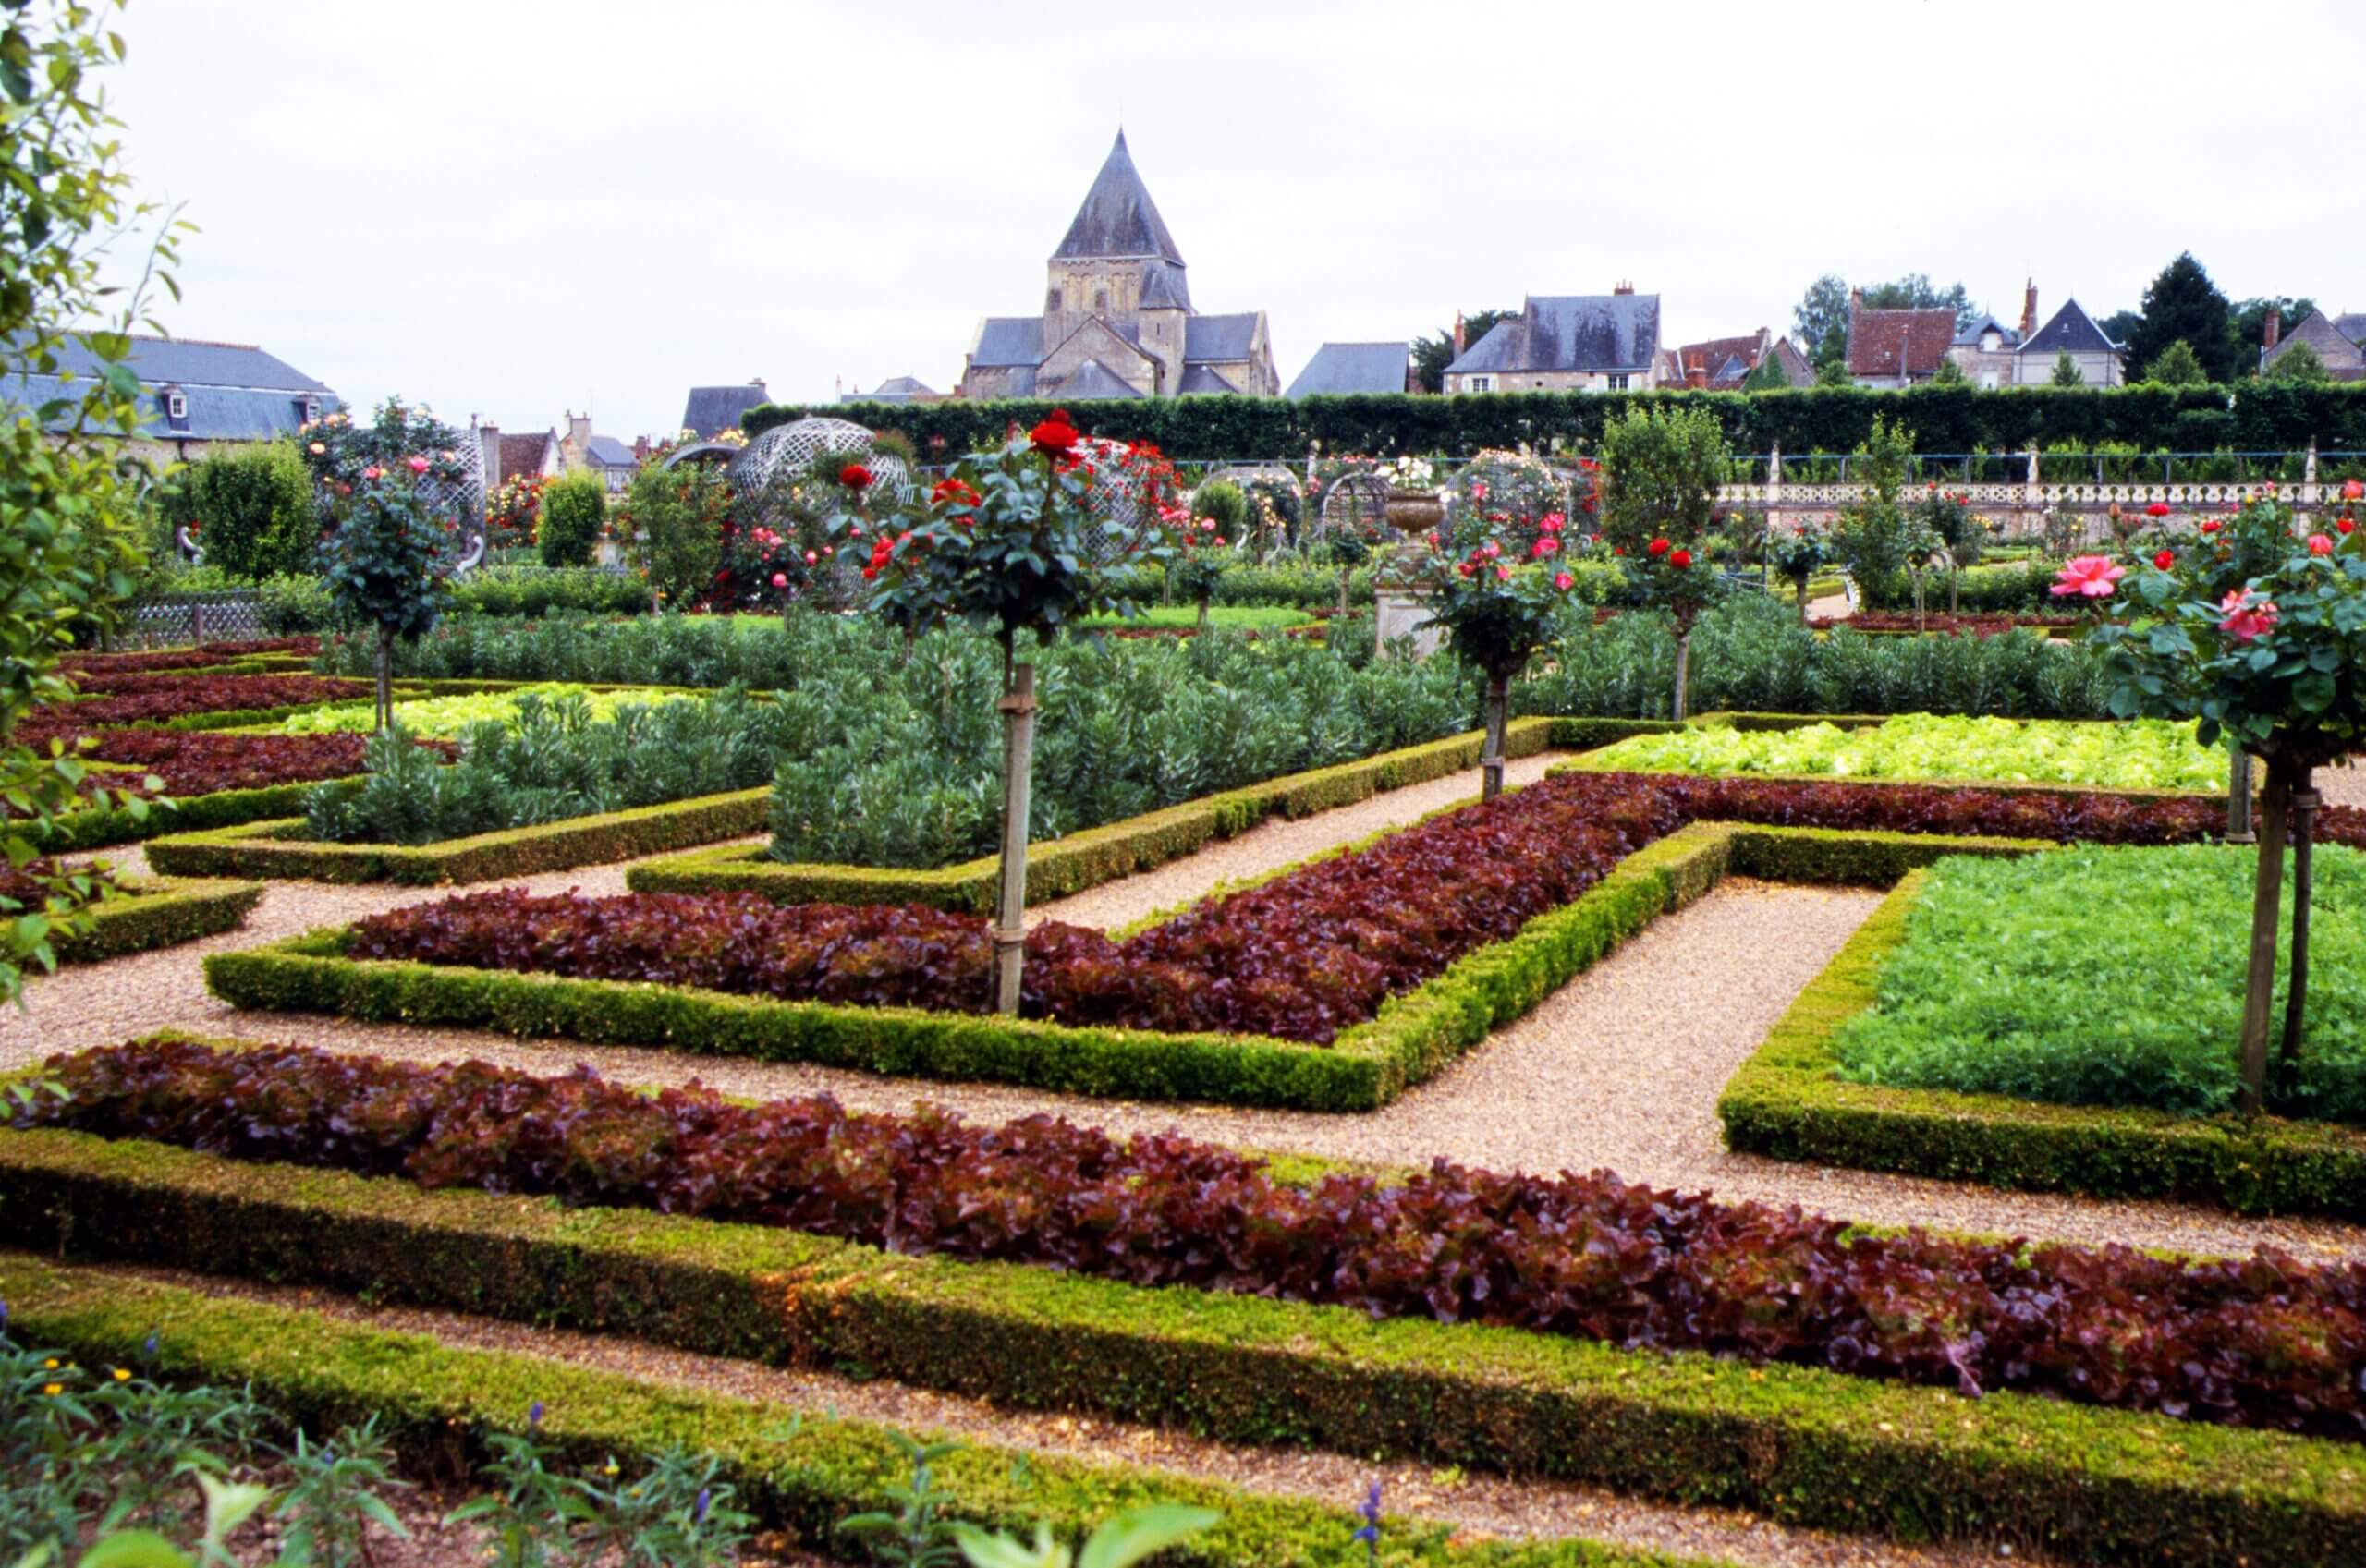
xmin=103 ymin=0 xmax=2365 ymax=442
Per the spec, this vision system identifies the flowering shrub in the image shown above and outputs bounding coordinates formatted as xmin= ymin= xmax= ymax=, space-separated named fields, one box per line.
xmin=1598 ymin=407 xmax=1731 ymax=718
xmin=292 ymin=397 xmax=474 ymax=500
xmin=33 ymin=1035 xmax=2366 ymax=1440
xmin=1769 ymin=523 xmax=1834 ymax=618
xmin=620 ymin=460 xmax=733 ymax=613
xmin=17 ymin=674 xmax=374 ymax=746
xmin=482 ymin=473 xmax=544 ymax=552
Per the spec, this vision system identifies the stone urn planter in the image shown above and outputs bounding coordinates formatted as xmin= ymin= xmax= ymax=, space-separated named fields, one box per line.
xmin=1372 ymin=541 xmax=1444 ymax=660
xmin=1384 ymin=490 xmax=1445 ymax=536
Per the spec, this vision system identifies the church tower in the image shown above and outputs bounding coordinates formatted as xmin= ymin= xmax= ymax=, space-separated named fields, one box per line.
xmin=1044 ymin=131 xmax=1189 ymax=394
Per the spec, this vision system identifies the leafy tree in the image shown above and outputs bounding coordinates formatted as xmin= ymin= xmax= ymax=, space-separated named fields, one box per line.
xmin=2229 ymin=297 xmax=2314 ymax=367
xmin=1929 ymin=356 xmax=1969 ymax=387
xmin=622 ymin=460 xmax=730 ymax=613
xmin=2264 ymin=339 xmax=2332 ymax=383
xmin=2049 ymin=350 xmax=2086 ymax=388
xmin=0 ymin=0 xmax=189 ymax=1003
xmin=537 ymin=470 xmax=606 ymax=566
xmin=2126 ymin=253 xmax=2238 ymax=383
xmin=1411 ymin=308 xmax=1517 ymax=394
xmin=1833 ymin=416 xmax=1918 ymax=607
xmin=1858 ymin=273 xmax=1979 ymax=334
xmin=1740 ymin=348 xmax=1792 ymax=392
xmin=1793 ymin=274 xmax=1852 ymax=368
xmin=319 ymin=468 xmax=458 ymax=730
xmin=2143 ymin=339 xmax=2211 ymax=388
xmin=1813 ymin=358 xmax=1854 ymax=388
xmin=168 ymin=440 xmax=313 ymax=578
xmin=1598 ymin=407 xmax=1731 ymax=719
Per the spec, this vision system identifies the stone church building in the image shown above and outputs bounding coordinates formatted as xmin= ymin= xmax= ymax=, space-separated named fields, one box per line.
xmin=959 ymin=132 xmax=1277 ymax=401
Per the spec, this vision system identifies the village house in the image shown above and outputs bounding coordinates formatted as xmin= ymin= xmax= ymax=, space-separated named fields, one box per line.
xmin=1845 ymin=295 xmax=1957 ymax=388
xmin=1672 ymin=328 xmax=1811 ymax=390
xmin=1443 ymin=287 xmax=1665 ymax=394
xmin=0 ymin=334 xmax=338 ymax=466
xmin=679 ymin=379 xmax=769 ymax=439
xmin=1285 ymin=342 xmax=1415 ymax=398
xmin=959 ymin=131 xmax=1277 ymax=400
xmin=2261 ymin=308 xmax=2366 ymax=382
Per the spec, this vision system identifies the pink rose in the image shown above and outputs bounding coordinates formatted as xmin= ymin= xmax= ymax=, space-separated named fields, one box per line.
xmin=363 ymin=466 xmax=384 ymax=481
xmin=2049 ymin=555 xmax=2126 ymax=599
xmin=1554 ymin=572 xmax=1575 ymax=591
xmin=407 ymin=456 xmax=431 ymax=474
xmin=2218 ymin=588 xmax=2279 ymax=642
xmin=2308 ymin=534 xmax=2335 ymax=555
xmin=772 ymin=572 xmax=787 ymax=588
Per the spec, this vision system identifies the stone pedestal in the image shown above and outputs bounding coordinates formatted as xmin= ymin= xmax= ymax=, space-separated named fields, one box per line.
xmin=1374 ymin=583 xmax=1443 ymax=659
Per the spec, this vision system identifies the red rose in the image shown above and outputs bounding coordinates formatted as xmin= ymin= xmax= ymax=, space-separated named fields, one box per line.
xmin=1554 ymin=572 xmax=1575 ymax=591
xmin=1030 ymin=412 xmax=1080 ymax=456
xmin=840 ymin=464 xmax=873 ymax=489
xmin=2146 ymin=502 xmax=2170 ymax=517
xmin=931 ymin=478 xmax=981 ymax=509
xmin=1647 ymin=538 xmax=1670 ymax=557
xmin=2201 ymin=518 xmax=2222 ymax=533
xmin=861 ymin=565 xmax=879 ymax=580
xmin=2347 ymin=479 xmax=2364 ymax=501
xmin=1669 ymin=548 xmax=1692 ymax=568
xmin=2153 ymin=550 xmax=2175 ymax=570
xmin=2340 ymin=518 xmax=2356 ymax=535
xmin=2308 ymin=533 xmax=2335 ymax=555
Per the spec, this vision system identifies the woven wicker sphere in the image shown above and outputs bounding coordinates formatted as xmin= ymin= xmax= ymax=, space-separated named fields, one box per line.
xmin=728 ymin=418 xmax=912 ymax=503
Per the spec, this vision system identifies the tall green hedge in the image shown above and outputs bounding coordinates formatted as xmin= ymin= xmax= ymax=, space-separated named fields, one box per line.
xmin=751 ymin=383 xmax=2366 ymax=460
xmin=165 ymin=440 xmax=316 ymax=579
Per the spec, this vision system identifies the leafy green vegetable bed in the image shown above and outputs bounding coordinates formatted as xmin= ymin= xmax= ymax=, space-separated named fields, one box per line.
xmin=1570 ymin=713 xmax=2227 ymax=793
xmin=1075 ymin=605 xmax=1315 ymax=632
xmin=261 ymin=682 xmax=698 ymax=737
xmin=1836 ymin=845 xmax=2366 ymax=1121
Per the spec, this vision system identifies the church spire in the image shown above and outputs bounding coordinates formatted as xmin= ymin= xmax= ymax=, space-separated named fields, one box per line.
xmin=1053 ymin=129 xmax=1186 ymax=266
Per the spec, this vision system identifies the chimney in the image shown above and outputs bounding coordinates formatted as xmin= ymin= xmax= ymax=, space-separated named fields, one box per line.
xmin=1452 ymin=311 xmax=1467 ymax=355
xmin=2020 ymin=280 xmax=2038 ymax=340
xmin=567 ymin=410 xmax=591 ymax=447
xmin=2264 ymin=308 xmax=2282 ymax=349
xmin=1613 ymin=280 xmax=1635 ymax=296
xmin=1685 ymin=360 xmax=1708 ymax=391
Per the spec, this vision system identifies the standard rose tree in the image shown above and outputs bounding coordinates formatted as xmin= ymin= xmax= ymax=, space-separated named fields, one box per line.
xmin=1413 ymin=505 xmax=1579 ymax=799
xmin=318 ymin=456 xmax=459 ymax=731
xmin=2089 ymin=489 xmax=2366 ymax=1112
xmin=850 ymin=410 xmax=1173 ymax=1013
xmin=1598 ymin=406 xmax=1731 ymax=720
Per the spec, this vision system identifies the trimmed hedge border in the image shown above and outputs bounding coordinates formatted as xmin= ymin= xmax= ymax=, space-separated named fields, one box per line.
xmin=144 ymin=785 xmax=770 ymax=886
xmin=1718 ymin=869 xmax=2366 ymax=1218
xmin=29 ymin=777 xmax=336 ymax=853
xmin=628 ymin=716 xmax=1587 ymax=913
xmin=0 ymin=1254 xmax=1682 ymax=1568
xmin=45 ymin=877 xmax=262 ymax=964
xmin=2 ymin=1105 xmax=2360 ymax=1565
xmin=203 ymin=823 xmax=2031 ymax=1112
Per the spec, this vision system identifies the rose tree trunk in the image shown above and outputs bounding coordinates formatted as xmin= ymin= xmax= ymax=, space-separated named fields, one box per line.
xmin=2235 ymin=754 xmax=2297 ymax=1116
xmin=992 ymin=661 xmax=1038 ymax=1016
xmin=1480 ymin=671 xmax=1509 ymax=800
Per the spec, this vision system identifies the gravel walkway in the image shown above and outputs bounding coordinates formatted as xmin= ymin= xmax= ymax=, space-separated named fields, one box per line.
xmin=86 ymin=1258 xmax=2039 ymax=1568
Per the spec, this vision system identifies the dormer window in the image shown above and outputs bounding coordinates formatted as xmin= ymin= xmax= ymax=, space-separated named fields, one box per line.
xmin=165 ymin=387 xmax=187 ymax=420
xmin=303 ymin=397 xmax=322 ymax=422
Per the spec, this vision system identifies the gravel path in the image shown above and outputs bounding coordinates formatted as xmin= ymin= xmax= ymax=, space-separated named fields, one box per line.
xmin=86 ymin=1258 xmax=2040 ymax=1568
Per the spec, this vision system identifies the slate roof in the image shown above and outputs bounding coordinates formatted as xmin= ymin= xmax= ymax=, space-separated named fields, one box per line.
xmin=1846 ymin=306 xmax=1957 ymax=378
xmin=969 ymin=317 xmax=1045 ymax=367
xmin=1054 ymin=131 xmax=1185 ymax=265
xmin=0 ymin=334 xmax=339 ymax=442
xmin=1955 ymin=314 xmax=2022 ymax=347
xmin=1138 ymin=261 xmax=1190 ymax=310
xmin=680 ymin=383 xmax=766 ymax=438
xmin=1177 ymin=363 xmax=1239 ymax=395
xmin=1059 ymin=359 xmax=1145 ymax=399
xmin=1447 ymin=295 xmax=1661 ymax=376
xmin=2336 ymin=313 xmax=2366 ymax=346
xmin=584 ymin=435 xmax=637 ymax=468
xmin=2263 ymin=310 xmax=2366 ymax=377
xmin=1285 ymin=342 xmax=1410 ymax=398
xmin=1183 ymin=312 xmax=1260 ymax=363
xmin=2019 ymin=298 xmax=2119 ymax=356
xmin=497 ymin=432 xmax=556 ymax=483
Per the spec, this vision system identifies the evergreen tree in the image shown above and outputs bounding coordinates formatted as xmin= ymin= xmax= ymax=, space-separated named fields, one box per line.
xmin=2264 ymin=340 xmax=2332 ymax=383
xmin=1813 ymin=358 xmax=1854 ymax=388
xmin=2126 ymin=253 xmax=2237 ymax=383
xmin=1929 ymin=357 xmax=1969 ymax=387
xmin=2144 ymin=339 xmax=2211 ymax=388
xmin=1740 ymin=348 xmax=1793 ymax=392
xmin=2049 ymin=350 xmax=2086 ymax=387
xmin=2230 ymin=297 xmax=2315 ymax=365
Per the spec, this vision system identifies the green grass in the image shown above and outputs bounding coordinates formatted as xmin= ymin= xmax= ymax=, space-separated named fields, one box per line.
xmin=1835 ymin=844 xmax=2366 ymax=1122
xmin=1568 ymin=713 xmax=2226 ymax=793
xmin=1074 ymin=604 xmax=1316 ymax=632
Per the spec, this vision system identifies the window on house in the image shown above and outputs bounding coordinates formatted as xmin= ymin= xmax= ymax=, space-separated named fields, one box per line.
xmin=1047 ymin=289 xmax=1062 ymax=312
xmin=303 ymin=397 xmax=322 ymax=422
xmin=1092 ymin=288 xmax=1107 ymax=312
xmin=1606 ymin=373 xmax=1630 ymax=391
xmin=165 ymin=390 xmax=187 ymax=419
xmin=1467 ymin=375 xmax=1494 ymax=393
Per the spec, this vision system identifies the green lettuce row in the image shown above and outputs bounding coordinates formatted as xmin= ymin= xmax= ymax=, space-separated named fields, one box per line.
xmin=1718 ymin=872 xmax=2366 ymax=1217
xmin=0 ymin=1111 xmax=2356 ymax=1564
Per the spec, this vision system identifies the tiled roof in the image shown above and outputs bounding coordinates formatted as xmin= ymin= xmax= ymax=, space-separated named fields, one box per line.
xmin=1447 ymin=295 xmax=1661 ymax=375
xmin=2019 ymin=299 xmax=2119 ymax=356
xmin=1053 ymin=131 xmax=1185 ymax=265
xmin=1184 ymin=312 xmax=1260 ymax=363
xmin=496 ymin=432 xmax=555 ymax=482
xmin=1846 ymin=306 xmax=1957 ymax=378
xmin=1285 ymin=342 xmax=1410 ymax=398
xmin=680 ymin=383 xmax=766 ymax=438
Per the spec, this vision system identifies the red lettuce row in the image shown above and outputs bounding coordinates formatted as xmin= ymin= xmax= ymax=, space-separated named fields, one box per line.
xmin=0 ymin=857 xmax=120 ymax=908
xmin=19 ymin=674 xmax=372 ymax=745
xmin=69 ymin=730 xmax=455 ymax=796
xmin=351 ymin=769 xmax=2357 ymax=1047
xmin=351 ymin=773 xmax=1680 ymax=1043
xmin=58 ymin=638 xmax=320 ymax=676
xmin=21 ymin=1036 xmax=2365 ymax=1442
